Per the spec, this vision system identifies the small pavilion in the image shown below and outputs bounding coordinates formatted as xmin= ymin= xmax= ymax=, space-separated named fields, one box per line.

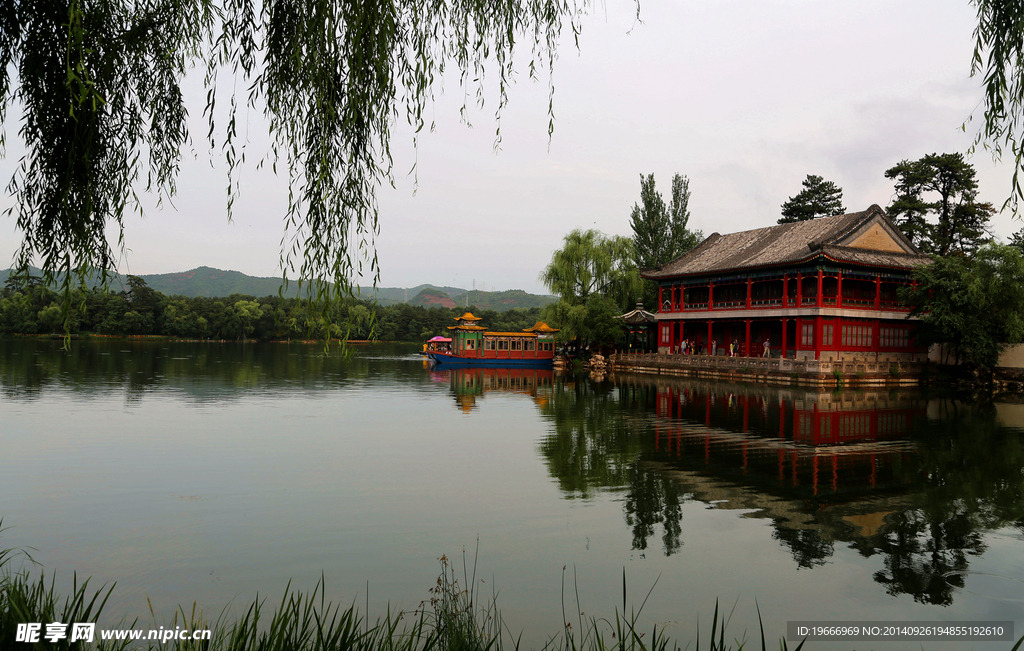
xmin=616 ymin=301 xmax=658 ymax=353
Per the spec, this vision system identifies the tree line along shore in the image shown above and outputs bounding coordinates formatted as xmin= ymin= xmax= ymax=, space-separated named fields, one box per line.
xmin=0 ymin=275 xmax=544 ymax=344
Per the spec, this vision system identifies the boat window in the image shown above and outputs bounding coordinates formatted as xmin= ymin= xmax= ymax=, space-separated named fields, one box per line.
xmin=511 ymin=339 xmax=522 ymax=351
xmin=484 ymin=339 xmax=495 ymax=350
xmin=525 ymin=340 xmax=536 ymax=351
xmin=497 ymin=339 xmax=509 ymax=350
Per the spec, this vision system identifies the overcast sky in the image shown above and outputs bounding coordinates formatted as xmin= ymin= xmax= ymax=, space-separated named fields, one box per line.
xmin=1 ymin=0 xmax=1017 ymax=295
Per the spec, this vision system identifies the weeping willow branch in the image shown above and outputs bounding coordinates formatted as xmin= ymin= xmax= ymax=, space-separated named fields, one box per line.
xmin=0 ymin=0 xmax=594 ymax=337
xmin=970 ymin=0 xmax=1024 ymax=213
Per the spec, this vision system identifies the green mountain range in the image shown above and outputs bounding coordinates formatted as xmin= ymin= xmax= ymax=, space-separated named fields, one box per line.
xmin=0 ymin=266 xmax=556 ymax=312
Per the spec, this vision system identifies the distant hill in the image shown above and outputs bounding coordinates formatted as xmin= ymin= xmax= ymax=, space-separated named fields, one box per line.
xmin=142 ymin=266 xmax=300 ymax=298
xmin=409 ymin=288 xmax=458 ymax=309
xmin=451 ymin=289 xmax=556 ymax=311
xmin=372 ymin=284 xmax=468 ymax=305
xmin=0 ymin=266 xmax=556 ymax=312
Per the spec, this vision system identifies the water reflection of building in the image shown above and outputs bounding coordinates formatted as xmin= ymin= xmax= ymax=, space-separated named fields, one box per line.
xmin=652 ymin=382 xmax=925 ymax=499
xmin=541 ymin=375 xmax=1024 ymax=605
xmin=445 ymin=367 xmax=554 ymax=412
xmin=590 ymin=377 xmax=940 ymax=573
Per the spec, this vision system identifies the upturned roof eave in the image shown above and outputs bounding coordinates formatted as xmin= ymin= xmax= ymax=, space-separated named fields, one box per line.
xmin=643 ymin=252 xmax=928 ymax=281
xmin=641 ymin=205 xmax=931 ymax=281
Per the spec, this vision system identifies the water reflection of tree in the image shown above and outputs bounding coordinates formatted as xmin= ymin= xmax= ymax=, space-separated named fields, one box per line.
xmin=871 ymin=509 xmax=980 ymax=605
xmin=866 ymin=401 xmax=1024 ymax=605
xmin=771 ymin=526 xmax=834 ymax=569
xmin=0 ymin=338 xmax=418 ymax=403
xmin=624 ymin=465 xmax=684 ymax=554
xmin=538 ymin=379 xmax=686 ymax=555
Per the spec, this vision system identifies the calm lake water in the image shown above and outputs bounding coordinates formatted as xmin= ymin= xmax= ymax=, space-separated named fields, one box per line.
xmin=3 ymin=338 xmax=1024 ymax=648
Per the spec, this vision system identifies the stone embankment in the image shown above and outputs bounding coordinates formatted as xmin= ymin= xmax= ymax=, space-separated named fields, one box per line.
xmin=608 ymin=352 xmax=924 ymax=388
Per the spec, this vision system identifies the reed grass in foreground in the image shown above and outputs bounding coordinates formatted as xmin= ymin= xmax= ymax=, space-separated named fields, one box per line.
xmin=3 ymin=541 xmax=1021 ymax=651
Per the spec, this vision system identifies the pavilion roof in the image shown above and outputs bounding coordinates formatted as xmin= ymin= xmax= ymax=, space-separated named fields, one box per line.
xmin=523 ymin=321 xmax=559 ymax=333
xmin=616 ymin=302 xmax=657 ymax=324
xmin=643 ymin=205 xmax=931 ymax=279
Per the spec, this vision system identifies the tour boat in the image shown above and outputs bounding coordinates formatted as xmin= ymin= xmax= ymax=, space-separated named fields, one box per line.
xmin=422 ymin=335 xmax=452 ymax=356
xmin=426 ymin=313 xmax=559 ymax=367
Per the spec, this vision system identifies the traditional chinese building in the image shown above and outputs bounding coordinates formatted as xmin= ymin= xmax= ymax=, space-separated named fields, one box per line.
xmin=642 ymin=205 xmax=931 ymax=361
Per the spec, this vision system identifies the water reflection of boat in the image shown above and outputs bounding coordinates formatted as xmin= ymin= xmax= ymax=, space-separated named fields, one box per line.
xmin=443 ymin=366 xmax=555 ymax=412
xmin=426 ymin=313 xmax=558 ymax=367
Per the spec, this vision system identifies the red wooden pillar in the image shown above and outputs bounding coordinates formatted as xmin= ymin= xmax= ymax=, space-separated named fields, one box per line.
xmin=816 ymin=269 xmax=823 ymax=307
xmin=797 ymin=272 xmax=803 ymax=306
xmin=874 ymin=275 xmax=881 ymax=310
xmin=795 ymin=317 xmax=802 ymax=353
xmin=746 ymin=277 xmax=752 ymax=309
xmin=707 ymin=320 xmax=713 ymax=351
xmin=873 ymin=318 xmax=880 ymax=353
xmin=836 ymin=270 xmax=843 ymax=308
xmin=782 ymin=274 xmax=789 ymax=307
xmin=658 ymin=285 xmax=664 ymax=311
xmin=679 ymin=285 xmax=685 ymax=312
xmin=744 ymin=319 xmax=751 ymax=357
xmin=708 ymin=281 xmax=714 ymax=311
xmin=780 ymin=318 xmax=787 ymax=359
xmin=814 ymin=315 xmax=823 ymax=360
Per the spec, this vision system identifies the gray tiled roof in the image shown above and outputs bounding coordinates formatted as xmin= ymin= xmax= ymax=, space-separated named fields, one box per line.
xmin=644 ymin=205 xmax=930 ymax=278
xmin=616 ymin=302 xmax=657 ymax=324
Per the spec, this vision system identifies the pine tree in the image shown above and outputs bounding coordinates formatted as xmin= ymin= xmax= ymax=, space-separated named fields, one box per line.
xmin=778 ymin=175 xmax=846 ymax=223
xmin=884 ymin=153 xmax=994 ymax=256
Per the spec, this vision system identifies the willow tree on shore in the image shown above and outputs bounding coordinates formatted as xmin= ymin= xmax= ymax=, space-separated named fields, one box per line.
xmin=0 ymin=0 xmax=598 ymax=335
xmin=541 ymin=229 xmax=642 ymax=347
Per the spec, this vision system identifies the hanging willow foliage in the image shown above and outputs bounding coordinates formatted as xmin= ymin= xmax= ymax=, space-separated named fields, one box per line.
xmin=971 ymin=0 xmax=1024 ymax=212
xmin=0 ymin=0 xmax=595 ymax=335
